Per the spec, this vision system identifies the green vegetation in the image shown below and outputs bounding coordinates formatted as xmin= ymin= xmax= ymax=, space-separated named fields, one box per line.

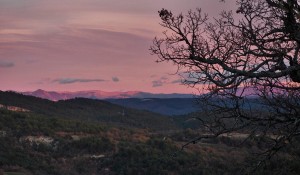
xmin=4 ymin=173 xmax=27 ymax=175
xmin=0 ymin=91 xmax=177 ymax=131
xmin=0 ymin=92 xmax=299 ymax=174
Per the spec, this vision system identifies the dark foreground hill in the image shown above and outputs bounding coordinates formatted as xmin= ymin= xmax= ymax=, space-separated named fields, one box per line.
xmin=1 ymin=108 xmax=299 ymax=175
xmin=0 ymin=91 xmax=177 ymax=131
xmin=0 ymin=108 xmax=235 ymax=175
xmin=107 ymin=98 xmax=200 ymax=115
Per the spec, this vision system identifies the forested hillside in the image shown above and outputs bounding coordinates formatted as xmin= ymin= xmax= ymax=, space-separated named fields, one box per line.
xmin=107 ymin=98 xmax=199 ymax=115
xmin=0 ymin=91 xmax=177 ymax=131
xmin=1 ymin=91 xmax=300 ymax=174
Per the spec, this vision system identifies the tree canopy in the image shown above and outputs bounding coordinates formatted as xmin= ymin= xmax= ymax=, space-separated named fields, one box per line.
xmin=151 ymin=0 xmax=300 ymax=167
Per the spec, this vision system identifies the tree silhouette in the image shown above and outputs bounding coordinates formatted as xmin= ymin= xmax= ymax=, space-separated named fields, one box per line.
xmin=151 ymin=0 xmax=300 ymax=168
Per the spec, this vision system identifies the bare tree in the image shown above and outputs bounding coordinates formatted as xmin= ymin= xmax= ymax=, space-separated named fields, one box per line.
xmin=150 ymin=0 xmax=300 ymax=168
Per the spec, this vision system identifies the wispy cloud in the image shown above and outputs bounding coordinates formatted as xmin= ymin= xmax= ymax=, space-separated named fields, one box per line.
xmin=0 ymin=61 xmax=14 ymax=68
xmin=152 ymin=76 xmax=169 ymax=87
xmin=171 ymin=79 xmax=182 ymax=84
xmin=53 ymin=78 xmax=106 ymax=84
xmin=152 ymin=80 xmax=163 ymax=87
xmin=112 ymin=76 xmax=119 ymax=82
xmin=178 ymin=72 xmax=203 ymax=84
xmin=152 ymin=76 xmax=185 ymax=87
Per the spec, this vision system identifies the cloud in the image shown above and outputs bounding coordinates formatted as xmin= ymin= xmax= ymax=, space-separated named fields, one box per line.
xmin=152 ymin=80 xmax=163 ymax=87
xmin=152 ymin=76 xmax=169 ymax=87
xmin=171 ymin=79 xmax=182 ymax=84
xmin=178 ymin=72 xmax=204 ymax=84
xmin=0 ymin=61 xmax=14 ymax=68
xmin=53 ymin=78 xmax=106 ymax=84
xmin=112 ymin=77 xmax=120 ymax=82
xmin=160 ymin=76 xmax=168 ymax=80
xmin=151 ymin=76 xmax=186 ymax=87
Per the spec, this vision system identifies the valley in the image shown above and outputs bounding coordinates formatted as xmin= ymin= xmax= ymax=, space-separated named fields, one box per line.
xmin=0 ymin=91 xmax=299 ymax=174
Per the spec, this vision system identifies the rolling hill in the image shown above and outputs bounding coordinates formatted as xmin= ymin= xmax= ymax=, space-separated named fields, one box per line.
xmin=0 ymin=91 xmax=298 ymax=175
xmin=20 ymin=89 xmax=199 ymax=115
xmin=0 ymin=91 xmax=178 ymax=131
xmin=107 ymin=98 xmax=200 ymax=115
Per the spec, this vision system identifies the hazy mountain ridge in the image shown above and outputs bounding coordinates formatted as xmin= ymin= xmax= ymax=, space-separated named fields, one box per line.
xmin=22 ymin=89 xmax=194 ymax=101
xmin=20 ymin=90 xmax=198 ymax=115
xmin=20 ymin=89 xmax=261 ymax=116
xmin=21 ymin=87 xmax=261 ymax=101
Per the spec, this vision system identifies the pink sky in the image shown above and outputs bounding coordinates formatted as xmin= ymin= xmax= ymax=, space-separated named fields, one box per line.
xmin=0 ymin=0 xmax=235 ymax=93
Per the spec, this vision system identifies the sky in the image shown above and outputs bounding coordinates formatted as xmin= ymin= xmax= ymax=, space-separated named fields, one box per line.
xmin=0 ymin=0 xmax=235 ymax=93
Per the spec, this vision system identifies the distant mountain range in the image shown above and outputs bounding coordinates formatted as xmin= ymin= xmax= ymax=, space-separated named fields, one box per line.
xmin=19 ymin=90 xmax=197 ymax=115
xmin=19 ymin=88 xmax=262 ymax=116
xmin=21 ymin=89 xmax=194 ymax=101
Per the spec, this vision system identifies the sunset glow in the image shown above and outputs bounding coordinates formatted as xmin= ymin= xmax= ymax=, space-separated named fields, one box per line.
xmin=0 ymin=0 xmax=234 ymax=93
